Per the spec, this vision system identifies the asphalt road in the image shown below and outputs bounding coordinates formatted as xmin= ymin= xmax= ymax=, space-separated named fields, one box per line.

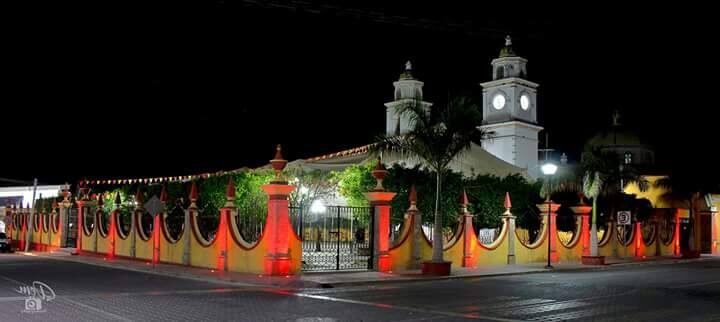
xmin=0 ymin=254 xmax=719 ymax=321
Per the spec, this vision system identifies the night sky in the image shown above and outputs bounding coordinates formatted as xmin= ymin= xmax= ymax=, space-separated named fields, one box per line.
xmin=3 ymin=2 xmax=718 ymax=185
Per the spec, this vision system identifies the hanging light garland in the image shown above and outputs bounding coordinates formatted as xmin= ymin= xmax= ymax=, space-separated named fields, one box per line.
xmin=86 ymin=168 xmax=249 ymax=186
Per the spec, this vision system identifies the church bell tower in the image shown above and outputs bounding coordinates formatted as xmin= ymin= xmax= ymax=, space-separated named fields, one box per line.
xmin=479 ymin=36 xmax=543 ymax=178
xmin=384 ymin=61 xmax=433 ymax=136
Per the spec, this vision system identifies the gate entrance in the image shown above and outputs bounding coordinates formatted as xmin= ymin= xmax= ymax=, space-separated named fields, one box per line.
xmin=64 ymin=208 xmax=77 ymax=248
xmin=291 ymin=206 xmax=373 ymax=272
xmin=700 ymin=214 xmax=711 ymax=254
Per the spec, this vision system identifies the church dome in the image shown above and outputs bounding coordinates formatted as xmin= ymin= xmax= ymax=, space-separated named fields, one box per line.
xmin=584 ymin=112 xmax=655 ymax=166
xmin=586 ymin=127 xmax=648 ymax=147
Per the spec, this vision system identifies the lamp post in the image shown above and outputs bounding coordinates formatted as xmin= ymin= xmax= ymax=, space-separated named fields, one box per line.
xmin=541 ymin=162 xmax=558 ymax=269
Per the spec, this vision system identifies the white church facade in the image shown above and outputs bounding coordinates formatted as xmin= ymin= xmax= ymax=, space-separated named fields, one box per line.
xmin=294 ymin=36 xmax=543 ymax=181
xmin=479 ymin=36 xmax=543 ymax=178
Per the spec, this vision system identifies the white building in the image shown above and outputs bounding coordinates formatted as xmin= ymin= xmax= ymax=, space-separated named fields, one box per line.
xmin=479 ymin=36 xmax=543 ymax=179
xmin=291 ymin=36 xmax=543 ymax=181
xmin=0 ymin=185 xmax=63 ymax=232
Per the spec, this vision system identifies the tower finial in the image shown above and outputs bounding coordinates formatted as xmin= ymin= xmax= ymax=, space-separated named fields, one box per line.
xmin=612 ymin=109 xmax=621 ymax=126
xmin=400 ymin=60 xmax=414 ymax=80
xmin=499 ymin=35 xmax=516 ymax=57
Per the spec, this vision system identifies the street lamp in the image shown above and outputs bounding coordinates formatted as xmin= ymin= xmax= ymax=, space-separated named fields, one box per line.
xmin=541 ymin=162 xmax=558 ymax=269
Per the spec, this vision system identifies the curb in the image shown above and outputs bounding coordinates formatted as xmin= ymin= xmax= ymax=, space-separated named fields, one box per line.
xmin=25 ymin=252 xmax=716 ymax=289
xmin=315 ymin=257 xmax=716 ymax=288
xmin=29 ymin=253 xmax=295 ymax=289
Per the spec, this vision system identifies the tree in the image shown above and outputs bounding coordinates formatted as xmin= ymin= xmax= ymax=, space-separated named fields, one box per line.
xmin=583 ymin=171 xmax=603 ymax=256
xmin=654 ymin=171 xmax=714 ymax=254
xmin=289 ymin=169 xmax=335 ymax=210
xmin=372 ymin=96 xmax=490 ymax=263
xmin=580 ymin=148 xmax=648 ymax=256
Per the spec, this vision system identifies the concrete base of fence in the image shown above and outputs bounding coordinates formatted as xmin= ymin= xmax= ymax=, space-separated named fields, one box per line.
xmin=581 ymin=255 xmax=605 ymax=265
xmin=422 ymin=261 xmax=452 ymax=276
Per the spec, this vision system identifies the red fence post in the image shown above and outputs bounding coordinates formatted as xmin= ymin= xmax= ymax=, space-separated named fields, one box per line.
xmin=364 ymin=158 xmax=396 ymax=273
xmin=262 ymin=145 xmax=295 ymax=276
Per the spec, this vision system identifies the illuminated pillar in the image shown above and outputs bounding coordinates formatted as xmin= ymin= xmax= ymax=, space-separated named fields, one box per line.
xmin=18 ymin=206 xmax=25 ymax=251
xmin=108 ymin=210 xmax=116 ymax=259
xmin=75 ymin=200 xmax=86 ymax=255
xmin=711 ymin=210 xmax=718 ymax=255
xmin=364 ymin=158 xmax=396 ymax=272
xmin=262 ymin=184 xmax=294 ymax=275
xmin=262 ymin=145 xmax=296 ymax=276
xmin=634 ymin=216 xmax=643 ymax=258
xmin=570 ymin=203 xmax=592 ymax=257
xmin=25 ymin=203 xmax=33 ymax=252
xmin=152 ymin=213 xmax=160 ymax=264
xmin=216 ymin=177 xmax=236 ymax=272
xmin=674 ymin=209 xmax=681 ymax=256
xmin=538 ymin=201 xmax=560 ymax=263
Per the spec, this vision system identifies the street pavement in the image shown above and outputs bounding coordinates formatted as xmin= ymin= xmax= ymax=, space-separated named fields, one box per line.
xmin=0 ymin=253 xmax=719 ymax=321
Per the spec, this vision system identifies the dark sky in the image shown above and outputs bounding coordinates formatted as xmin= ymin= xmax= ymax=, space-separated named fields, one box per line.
xmin=3 ymin=2 xmax=718 ymax=185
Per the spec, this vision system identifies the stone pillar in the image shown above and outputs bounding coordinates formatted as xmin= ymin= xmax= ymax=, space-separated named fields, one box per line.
xmin=461 ymin=191 xmax=475 ymax=267
xmin=502 ymin=192 xmax=516 ymax=265
xmin=75 ymin=181 xmax=91 ymax=255
xmin=634 ymin=215 xmax=643 ymax=258
xmin=58 ymin=184 xmax=71 ymax=248
xmin=182 ymin=208 xmax=191 ymax=264
xmin=108 ymin=210 xmax=117 ymax=259
xmin=4 ymin=207 xmax=13 ymax=244
xmin=537 ymin=201 xmax=560 ymax=263
xmin=49 ymin=206 xmax=56 ymax=248
xmin=216 ymin=177 xmax=236 ymax=272
xmin=262 ymin=145 xmax=296 ymax=276
xmin=36 ymin=209 xmax=44 ymax=250
xmin=407 ymin=185 xmax=423 ymax=269
xmin=130 ymin=208 xmax=140 ymax=258
xmin=24 ymin=203 xmax=33 ymax=252
xmin=94 ymin=195 xmax=104 ymax=254
xmin=18 ymin=205 xmax=25 ymax=251
xmin=674 ymin=209 xmax=681 ymax=256
xmin=152 ymin=212 xmax=160 ymax=264
xmin=364 ymin=159 xmax=396 ymax=273
xmin=711 ymin=210 xmax=718 ymax=255
xmin=570 ymin=203 xmax=592 ymax=257
xmin=75 ymin=200 xmax=86 ymax=255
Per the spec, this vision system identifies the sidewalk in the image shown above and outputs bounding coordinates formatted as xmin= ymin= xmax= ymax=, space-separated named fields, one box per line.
xmin=30 ymin=250 xmax=715 ymax=289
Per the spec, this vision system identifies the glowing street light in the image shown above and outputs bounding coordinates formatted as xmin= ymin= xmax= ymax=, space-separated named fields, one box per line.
xmin=310 ymin=199 xmax=326 ymax=214
xmin=541 ymin=162 xmax=557 ymax=269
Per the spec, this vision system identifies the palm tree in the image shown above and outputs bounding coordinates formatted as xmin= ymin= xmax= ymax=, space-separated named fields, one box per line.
xmin=583 ymin=171 xmax=603 ymax=256
xmin=580 ymin=148 xmax=648 ymax=256
xmin=372 ymin=96 xmax=489 ymax=263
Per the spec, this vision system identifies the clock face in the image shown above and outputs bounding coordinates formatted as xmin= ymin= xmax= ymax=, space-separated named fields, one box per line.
xmin=520 ymin=94 xmax=530 ymax=110
xmin=492 ymin=94 xmax=506 ymax=110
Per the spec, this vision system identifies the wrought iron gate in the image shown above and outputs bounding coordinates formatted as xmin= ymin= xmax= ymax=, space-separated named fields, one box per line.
xmin=65 ymin=208 xmax=77 ymax=248
xmin=290 ymin=206 xmax=373 ymax=271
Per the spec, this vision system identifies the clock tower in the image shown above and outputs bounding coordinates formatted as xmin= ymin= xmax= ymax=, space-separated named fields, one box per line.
xmin=479 ymin=36 xmax=543 ymax=178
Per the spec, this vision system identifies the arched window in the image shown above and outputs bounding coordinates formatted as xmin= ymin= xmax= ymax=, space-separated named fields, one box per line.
xmin=495 ymin=66 xmax=504 ymax=79
xmin=624 ymin=152 xmax=632 ymax=164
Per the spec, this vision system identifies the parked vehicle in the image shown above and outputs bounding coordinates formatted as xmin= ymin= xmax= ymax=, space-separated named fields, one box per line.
xmin=0 ymin=232 xmax=12 ymax=253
